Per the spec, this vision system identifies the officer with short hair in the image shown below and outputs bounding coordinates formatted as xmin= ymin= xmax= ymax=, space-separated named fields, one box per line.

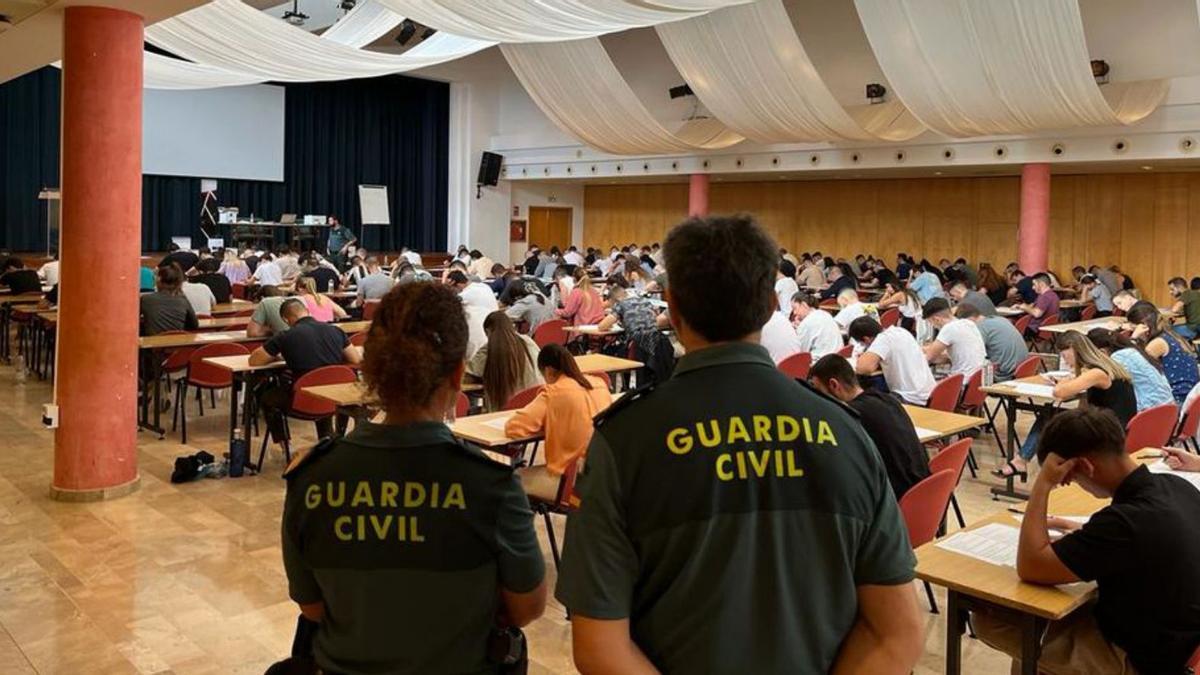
xmin=276 ymin=283 xmax=546 ymax=675
xmin=556 ymin=215 xmax=923 ymax=674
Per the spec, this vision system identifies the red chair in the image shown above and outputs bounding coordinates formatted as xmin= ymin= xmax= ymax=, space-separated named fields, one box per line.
xmin=532 ymin=319 xmax=570 ymax=348
xmin=928 ymin=439 xmax=973 ymax=529
xmin=836 ymin=344 xmax=854 ymax=359
xmin=925 ymin=373 xmax=964 ymax=413
xmin=1187 ymin=644 xmax=1200 ymax=672
xmin=1124 ymin=402 xmax=1179 ymax=454
xmin=955 ymin=370 xmax=990 ymax=475
xmin=349 ymin=331 xmax=368 ymax=347
xmin=879 ymin=307 xmax=901 ymax=329
xmin=899 ymin=469 xmax=960 ymax=613
xmin=455 ymin=391 xmax=470 ymax=418
xmin=173 ymin=342 xmax=250 ymax=443
xmin=362 ymin=300 xmax=381 ymax=321
xmin=1013 ymin=354 xmax=1042 ymax=379
xmin=1172 ymin=394 xmax=1200 ymax=452
xmin=231 ymin=282 xmax=246 ymax=300
xmin=257 ymin=365 xmax=358 ymax=470
xmin=1079 ymin=304 xmax=1097 ymax=321
xmin=1033 ymin=314 xmax=1060 ymax=351
xmin=778 ymin=352 xmax=813 ymax=381
xmin=503 ymin=384 xmax=545 ymax=411
xmin=233 ymin=308 xmax=255 ymax=318
xmin=1012 ymin=314 xmax=1032 ymax=335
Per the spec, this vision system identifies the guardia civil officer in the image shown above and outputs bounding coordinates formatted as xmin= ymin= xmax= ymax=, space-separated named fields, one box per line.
xmin=555 ymin=215 xmax=923 ymax=674
xmin=275 ymin=282 xmax=547 ymax=674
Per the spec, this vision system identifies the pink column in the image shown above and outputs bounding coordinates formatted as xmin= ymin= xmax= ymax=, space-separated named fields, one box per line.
xmin=688 ymin=173 xmax=709 ymax=218
xmin=52 ymin=6 xmax=144 ymax=501
xmin=1018 ymin=163 xmax=1050 ymax=273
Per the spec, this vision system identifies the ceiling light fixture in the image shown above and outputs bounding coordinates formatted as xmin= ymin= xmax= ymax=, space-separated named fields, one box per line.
xmin=283 ymin=0 xmax=308 ymax=26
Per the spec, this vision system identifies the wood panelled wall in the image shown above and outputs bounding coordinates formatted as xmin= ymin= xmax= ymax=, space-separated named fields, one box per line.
xmin=583 ymin=174 xmax=1200 ymax=306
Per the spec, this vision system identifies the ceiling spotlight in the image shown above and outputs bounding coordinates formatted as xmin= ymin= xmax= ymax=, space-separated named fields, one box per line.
xmin=338 ymin=0 xmax=357 ymax=11
xmin=396 ymin=18 xmax=417 ymax=45
xmin=1091 ymin=59 xmax=1110 ymax=84
xmin=865 ymin=83 xmax=887 ymax=104
xmin=668 ymin=84 xmax=694 ymax=100
xmin=283 ymin=0 xmax=308 ymax=26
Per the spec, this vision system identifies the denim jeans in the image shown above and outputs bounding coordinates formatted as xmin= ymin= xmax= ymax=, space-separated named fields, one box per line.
xmin=1175 ymin=324 xmax=1197 ymax=340
xmin=1019 ymin=418 xmax=1044 ymax=461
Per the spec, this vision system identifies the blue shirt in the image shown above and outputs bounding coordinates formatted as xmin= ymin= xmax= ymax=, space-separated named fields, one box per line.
xmin=909 ymin=272 xmax=944 ymax=303
xmin=1110 ymin=349 xmax=1174 ymax=411
xmin=139 ymin=266 xmax=156 ymax=292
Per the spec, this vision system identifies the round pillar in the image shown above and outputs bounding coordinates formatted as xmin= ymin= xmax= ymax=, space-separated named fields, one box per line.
xmin=1018 ymin=163 xmax=1050 ymax=273
xmin=688 ymin=173 xmax=710 ymax=218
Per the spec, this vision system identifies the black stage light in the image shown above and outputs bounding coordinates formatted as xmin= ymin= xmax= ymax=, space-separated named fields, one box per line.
xmin=865 ymin=82 xmax=887 ymax=103
xmin=668 ymin=84 xmax=694 ymax=99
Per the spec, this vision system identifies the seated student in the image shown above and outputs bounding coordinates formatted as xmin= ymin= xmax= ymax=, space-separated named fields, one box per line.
xmin=948 ymin=280 xmax=996 ymax=317
xmin=976 ymin=263 xmax=1009 ymax=306
xmin=274 ymin=246 xmax=301 ymax=284
xmin=240 ymin=246 xmax=260 ymax=274
xmin=535 ymin=250 xmax=560 ymax=280
xmin=1017 ymin=273 xmax=1060 ymax=335
xmin=355 ymin=257 xmax=394 ymax=303
xmin=486 ymin=263 xmax=512 ymax=294
xmin=956 ymin=304 xmax=1028 ymax=380
xmin=1079 ymin=273 xmax=1113 ymax=317
xmin=1168 ymin=276 xmax=1200 ymax=339
xmin=466 ymin=249 xmax=495 ymax=280
xmin=250 ymin=298 xmax=362 ymax=440
xmin=342 ymin=255 xmax=368 ymax=289
xmin=181 ymin=274 xmax=216 ymax=317
xmin=1128 ymin=303 xmax=1200 ymax=404
xmin=819 ymin=262 xmax=857 ymax=301
xmin=37 ymin=255 xmax=59 ymax=287
xmin=1006 ymin=269 xmax=1036 ymax=306
xmin=908 ymin=261 xmax=946 ymax=304
xmin=247 ymin=286 xmax=292 ymax=337
xmin=797 ymin=254 xmax=825 ymax=289
xmin=995 ymin=332 xmax=1136 ymax=480
xmin=849 ymin=316 xmax=937 ymax=405
xmin=251 ymin=252 xmax=283 ymax=287
xmin=922 ymin=298 xmax=987 ymax=383
xmin=447 ymin=270 xmax=499 ymax=313
xmin=159 ymin=242 xmax=199 ymax=274
xmin=600 ymin=284 xmax=675 ymax=381
xmin=273 ymin=283 xmax=545 ymax=675
xmin=139 ymin=264 xmax=199 ymax=336
xmin=833 ymin=287 xmax=878 ymax=330
xmin=295 ymin=277 xmax=348 ymax=324
xmin=0 ymin=257 xmax=41 ymax=294
xmin=791 ymin=292 xmax=845 ymax=359
xmin=217 ymin=249 xmax=250 ymax=286
xmin=504 ymin=343 xmax=611 ymax=499
xmin=502 ymin=279 xmax=555 ymax=333
xmin=1087 ymin=328 xmax=1174 ymax=411
xmin=976 ymin=408 xmax=1200 ymax=675
xmin=878 ymin=275 xmax=927 ymax=337
xmin=760 ymin=298 xmax=803 ymax=364
xmin=1111 ymin=289 xmax=1138 ymax=314
xmin=191 ymin=258 xmax=232 ymax=304
xmin=1090 ymin=264 xmax=1122 ymax=296
xmin=466 ymin=312 xmax=543 ymax=412
xmin=775 ymin=259 xmax=800 ymax=317
xmin=810 ymin=354 xmax=931 ymax=499
xmin=301 ymin=255 xmax=340 ymax=293
xmin=555 ymin=268 xmax=604 ymax=327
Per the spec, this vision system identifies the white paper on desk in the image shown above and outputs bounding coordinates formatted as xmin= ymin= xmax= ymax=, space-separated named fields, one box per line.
xmin=935 ymin=523 xmax=1021 ymax=567
xmin=194 ymin=333 xmax=233 ymax=341
xmin=481 ymin=417 xmax=511 ymax=431
xmin=1043 ymin=370 xmax=1071 ymax=379
xmin=913 ymin=426 xmax=939 ymax=440
xmin=577 ymin=324 xmax=600 ymax=330
xmin=1147 ymin=461 xmax=1200 ymax=493
xmin=1008 ymin=382 xmax=1056 ymax=398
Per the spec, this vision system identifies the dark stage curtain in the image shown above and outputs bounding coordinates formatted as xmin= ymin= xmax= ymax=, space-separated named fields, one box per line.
xmin=0 ymin=68 xmax=449 ymax=253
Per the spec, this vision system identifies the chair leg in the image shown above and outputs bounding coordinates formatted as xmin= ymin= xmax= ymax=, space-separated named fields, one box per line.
xmin=965 ymin=449 xmax=978 ymax=479
xmin=180 ymin=384 xmax=189 ymax=445
xmin=210 ymin=389 xmax=216 ymax=408
xmin=949 ymin=493 xmax=966 ymax=529
xmin=542 ymin=509 xmax=561 ymax=571
xmin=256 ymin=428 xmax=271 ymax=473
xmin=923 ymin=580 xmax=938 ymax=614
xmin=171 ymin=380 xmax=183 ymax=433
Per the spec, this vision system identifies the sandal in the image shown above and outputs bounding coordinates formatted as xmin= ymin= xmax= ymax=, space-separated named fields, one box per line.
xmin=991 ymin=460 xmax=1028 ymax=480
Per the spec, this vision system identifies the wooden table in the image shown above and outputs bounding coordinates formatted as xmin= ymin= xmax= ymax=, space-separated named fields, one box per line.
xmin=198 ymin=316 xmax=250 ymax=330
xmin=201 ymin=354 xmax=288 ymax=471
xmin=574 ymin=353 xmax=643 ymax=375
xmin=1038 ymin=317 xmax=1121 ymax=335
xmin=979 ymin=376 xmax=1078 ymax=500
xmin=565 ymin=325 xmax=623 ymax=336
xmin=920 ymin=449 xmax=1160 ymax=675
xmin=210 ymin=299 xmax=255 ymax=316
xmin=904 ymin=405 xmax=986 ymax=444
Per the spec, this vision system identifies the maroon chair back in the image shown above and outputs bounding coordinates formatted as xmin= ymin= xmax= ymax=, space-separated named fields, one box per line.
xmin=1176 ymin=394 xmax=1200 ymax=442
xmin=1080 ymin=304 xmax=1097 ymax=321
xmin=926 ymin=373 xmax=964 ymax=412
xmin=349 ymin=331 xmax=368 ymax=347
xmin=503 ymin=384 xmax=545 ymax=411
xmin=583 ymin=370 xmax=613 ymax=391
xmin=899 ymin=469 xmax=959 ymax=548
xmin=187 ymin=343 xmax=250 ymax=388
xmin=455 ymin=391 xmax=470 ymax=418
xmin=231 ymin=283 xmax=246 ymax=300
xmin=1013 ymin=355 xmax=1042 ymax=379
xmin=836 ymin=344 xmax=854 ymax=359
xmin=233 ymin=308 xmax=256 ymax=318
xmin=778 ymin=352 xmax=813 ymax=380
xmin=1124 ymin=402 xmax=1179 ymax=454
xmin=1187 ymin=644 xmax=1200 ymax=670
xmin=290 ymin=365 xmax=359 ymax=418
xmin=1036 ymin=314 xmax=1060 ymax=341
xmin=532 ymin=319 xmax=570 ymax=348
xmin=929 ymin=438 xmax=972 ymax=482
xmin=880 ymin=308 xmax=901 ymax=329
xmin=157 ymin=330 xmax=194 ymax=373
xmin=1013 ymin=314 xmax=1032 ymax=335
xmin=362 ymin=300 xmax=381 ymax=321
xmin=959 ymin=368 xmax=987 ymax=409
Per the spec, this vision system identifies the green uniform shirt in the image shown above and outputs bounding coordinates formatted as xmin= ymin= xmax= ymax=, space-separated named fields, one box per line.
xmin=1181 ymin=290 xmax=1200 ymax=328
xmin=555 ymin=342 xmax=915 ymax=674
xmin=282 ymin=422 xmax=544 ymax=675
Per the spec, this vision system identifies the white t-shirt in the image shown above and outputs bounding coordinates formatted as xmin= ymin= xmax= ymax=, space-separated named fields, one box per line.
xmin=39 ymin=260 xmax=60 ymax=286
xmin=759 ymin=311 xmax=802 ymax=364
xmin=774 ymin=277 xmax=800 ymax=315
xmin=460 ymin=282 xmax=499 ymax=313
xmin=181 ymin=282 xmax=216 ymax=316
xmin=935 ymin=318 xmax=988 ymax=382
xmin=563 ymin=251 xmax=585 ymax=266
xmin=254 ymin=260 xmax=283 ymax=286
xmin=795 ymin=309 xmax=844 ymax=359
xmin=402 ymin=250 xmax=422 ymax=266
xmin=867 ymin=327 xmax=936 ymax=405
xmin=833 ymin=302 xmax=878 ymax=330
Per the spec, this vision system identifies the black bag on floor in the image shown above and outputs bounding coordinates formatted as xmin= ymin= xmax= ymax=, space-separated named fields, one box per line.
xmin=170 ymin=451 xmax=216 ymax=484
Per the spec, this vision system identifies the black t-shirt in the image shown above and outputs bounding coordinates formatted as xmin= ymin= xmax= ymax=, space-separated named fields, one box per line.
xmin=304 ymin=267 xmax=341 ymax=293
xmin=848 ymin=391 xmax=932 ymax=499
xmin=160 ymin=251 xmax=199 ymax=273
xmin=1086 ymin=379 xmax=1137 ymax=428
xmin=820 ymin=274 xmax=857 ymax=300
xmin=263 ymin=317 xmax=350 ymax=376
xmin=139 ymin=292 xmax=198 ymax=336
xmin=1015 ymin=277 xmax=1036 ymax=303
xmin=244 ymin=255 xmax=259 ymax=274
xmin=1 ymin=269 xmax=40 ymax=294
xmin=193 ymin=272 xmax=232 ymax=303
xmin=1052 ymin=465 xmax=1200 ymax=674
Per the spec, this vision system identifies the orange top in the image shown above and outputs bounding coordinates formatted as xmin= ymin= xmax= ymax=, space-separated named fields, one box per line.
xmin=504 ymin=374 xmax=612 ymax=476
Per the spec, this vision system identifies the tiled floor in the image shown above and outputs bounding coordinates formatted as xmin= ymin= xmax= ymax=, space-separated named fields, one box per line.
xmin=0 ymin=360 xmax=1029 ymax=674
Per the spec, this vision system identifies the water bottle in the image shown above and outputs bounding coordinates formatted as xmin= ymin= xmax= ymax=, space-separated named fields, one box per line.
xmin=983 ymin=360 xmax=995 ymax=386
xmin=229 ymin=428 xmax=247 ymax=477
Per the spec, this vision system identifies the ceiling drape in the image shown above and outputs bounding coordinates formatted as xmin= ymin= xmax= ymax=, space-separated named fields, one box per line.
xmin=853 ymin=0 xmax=1169 ymax=136
xmin=656 ymin=0 xmax=925 ymax=143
